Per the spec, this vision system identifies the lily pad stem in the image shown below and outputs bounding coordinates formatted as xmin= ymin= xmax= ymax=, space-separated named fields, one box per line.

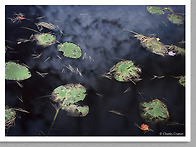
xmin=48 ymin=107 xmax=60 ymax=135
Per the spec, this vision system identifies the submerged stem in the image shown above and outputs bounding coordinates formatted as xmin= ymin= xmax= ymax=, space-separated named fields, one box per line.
xmin=48 ymin=107 xmax=60 ymax=135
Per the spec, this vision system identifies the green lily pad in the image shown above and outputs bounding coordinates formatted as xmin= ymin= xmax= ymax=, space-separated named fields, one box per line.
xmin=51 ymin=84 xmax=87 ymax=107
xmin=109 ymin=60 xmax=141 ymax=83
xmin=167 ymin=14 xmax=183 ymax=25
xmin=5 ymin=62 xmax=31 ymax=81
xmin=168 ymin=45 xmax=185 ymax=56
xmin=62 ymin=104 xmax=89 ymax=117
xmin=147 ymin=6 xmax=164 ymax=14
xmin=179 ymin=76 xmax=185 ymax=87
xmin=135 ymin=34 xmax=168 ymax=56
xmin=5 ymin=106 xmax=16 ymax=129
xmin=58 ymin=42 xmax=82 ymax=58
xmin=34 ymin=33 xmax=56 ymax=47
xmin=140 ymin=99 xmax=170 ymax=124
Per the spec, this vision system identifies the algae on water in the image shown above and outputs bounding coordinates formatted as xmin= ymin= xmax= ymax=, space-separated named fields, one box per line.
xmin=147 ymin=6 xmax=165 ymax=15
xmin=5 ymin=62 xmax=31 ymax=81
xmin=140 ymin=99 xmax=169 ymax=124
xmin=58 ymin=42 xmax=82 ymax=58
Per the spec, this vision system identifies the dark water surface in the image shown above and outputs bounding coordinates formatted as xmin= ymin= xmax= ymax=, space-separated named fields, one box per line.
xmin=5 ymin=5 xmax=185 ymax=136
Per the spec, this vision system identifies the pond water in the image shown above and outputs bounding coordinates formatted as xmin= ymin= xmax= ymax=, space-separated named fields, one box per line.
xmin=5 ymin=5 xmax=185 ymax=136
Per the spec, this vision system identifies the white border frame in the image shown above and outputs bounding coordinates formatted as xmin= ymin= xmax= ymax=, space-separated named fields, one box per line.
xmin=0 ymin=0 xmax=191 ymax=142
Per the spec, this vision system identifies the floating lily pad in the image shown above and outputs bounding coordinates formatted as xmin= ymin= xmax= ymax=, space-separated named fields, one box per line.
xmin=58 ymin=42 xmax=82 ymax=58
xmin=167 ymin=14 xmax=183 ymax=25
xmin=34 ymin=33 xmax=56 ymax=47
xmin=52 ymin=84 xmax=87 ymax=107
xmin=62 ymin=104 xmax=89 ymax=117
xmin=109 ymin=60 xmax=141 ymax=83
xmin=168 ymin=45 xmax=185 ymax=56
xmin=5 ymin=106 xmax=16 ymax=129
xmin=140 ymin=99 xmax=170 ymax=124
xmin=179 ymin=76 xmax=185 ymax=87
xmin=135 ymin=34 xmax=168 ymax=56
xmin=147 ymin=6 xmax=164 ymax=14
xmin=5 ymin=62 xmax=31 ymax=81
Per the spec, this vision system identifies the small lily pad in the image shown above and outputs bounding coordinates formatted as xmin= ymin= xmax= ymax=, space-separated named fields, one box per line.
xmin=62 ymin=104 xmax=89 ymax=117
xmin=58 ymin=42 xmax=82 ymax=58
xmin=167 ymin=14 xmax=183 ymax=25
xmin=135 ymin=34 xmax=168 ymax=56
xmin=179 ymin=76 xmax=185 ymax=87
xmin=5 ymin=106 xmax=16 ymax=129
xmin=34 ymin=33 xmax=56 ymax=47
xmin=147 ymin=6 xmax=164 ymax=14
xmin=51 ymin=84 xmax=87 ymax=107
xmin=109 ymin=60 xmax=141 ymax=83
xmin=168 ymin=45 xmax=185 ymax=56
xmin=5 ymin=62 xmax=31 ymax=81
xmin=140 ymin=99 xmax=170 ymax=124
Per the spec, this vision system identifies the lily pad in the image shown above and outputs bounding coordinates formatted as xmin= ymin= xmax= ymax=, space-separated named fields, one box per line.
xmin=140 ymin=99 xmax=170 ymax=124
xmin=5 ymin=62 xmax=31 ymax=81
xmin=135 ymin=34 xmax=168 ymax=56
xmin=167 ymin=14 xmax=183 ymax=25
xmin=147 ymin=6 xmax=164 ymax=14
xmin=34 ymin=33 xmax=56 ymax=47
xmin=109 ymin=60 xmax=141 ymax=83
xmin=58 ymin=42 xmax=82 ymax=58
xmin=5 ymin=106 xmax=16 ymax=129
xmin=179 ymin=76 xmax=185 ymax=87
xmin=168 ymin=45 xmax=185 ymax=56
xmin=51 ymin=84 xmax=87 ymax=107
xmin=62 ymin=104 xmax=89 ymax=117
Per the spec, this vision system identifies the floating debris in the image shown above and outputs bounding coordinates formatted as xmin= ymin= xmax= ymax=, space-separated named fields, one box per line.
xmin=134 ymin=123 xmax=153 ymax=134
xmin=76 ymin=68 xmax=82 ymax=76
xmin=32 ymin=53 xmax=42 ymax=59
xmin=82 ymin=52 xmax=88 ymax=59
xmin=5 ymin=106 xmax=16 ymax=129
xmin=124 ymin=87 xmax=131 ymax=93
xmin=5 ymin=62 xmax=31 ymax=81
xmin=34 ymin=33 xmax=56 ymax=47
xmin=58 ymin=42 xmax=82 ymax=58
xmin=167 ymin=14 xmax=183 ymax=25
xmin=139 ymin=99 xmax=170 ymax=124
xmin=64 ymin=64 xmax=74 ymax=73
xmin=35 ymin=22 xmax=56 ymax=31
xmin=168 ymin=45 xmax=185 ymax=56
xmin=96 ymin=93 xmax=104 ymax=98
xmin=9 ymin=12 xmax=28 ymax=23
xmin=163 ymin=7 xmax=174 ymax=13
xmin=36 ymin=71 xmax=48 ymax=78
xmin=151 ymin=75 xmax=165 ymax=80
xmin=44 ymin=57 xmax=50 ymax=62
xmin=147 ymin=6 xmax=164 ymax=15
xmin=109 ymin=110 xmax=124 ymax=116
xmin=89 ymin=56 xmax=94 ymax=62
xmin=134 ymin=34 xmax=168 ymax=56
xmin=179 ymin=76 xmax=185 ymax=87
xmin=104 ymin=60 xmax=142 ymax=84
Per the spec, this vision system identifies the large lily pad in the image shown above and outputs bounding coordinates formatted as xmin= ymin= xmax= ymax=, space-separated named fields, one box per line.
xmin=135 ymin=34 xmax=168 ymax=56
xmin=5 ymin=62 xmax=31 ymax=81
xmin=167 ymin=14 xmax=183 ymax=25
xmin=147 ymin=6 xmax=165 ymax=14
xmin=51 ymin=84 xmax=87 ymax=107
xmin=58 ymin=42 xmax=82 ymax=58
xmin=34 ymin=33 xmax=56 ymax=47
xmin=62 ymin=104 xmax=89 ymax=117
xmin=109 ymin=60 xmax=141 ymax=83
xmin=179 ymin=76 xmax=185 ymax=87
xmin=140 ymin=99 xmax=170 ymax=124
xmin=5 ymin=106 xmax=16 ymax=129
